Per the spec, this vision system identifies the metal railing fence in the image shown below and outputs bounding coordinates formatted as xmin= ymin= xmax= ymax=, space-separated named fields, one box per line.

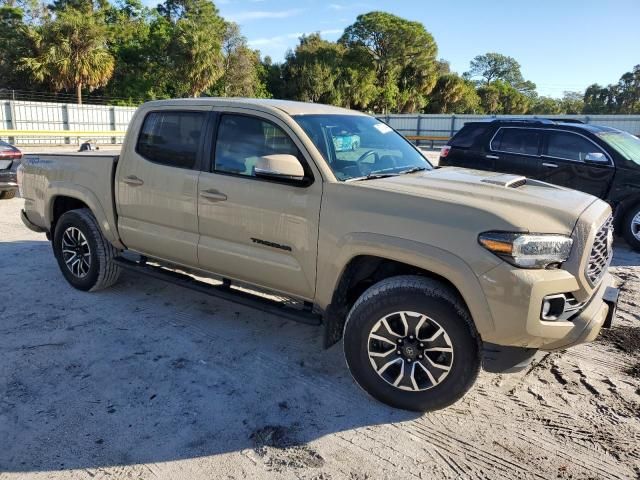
xmin=2 ymin=99 xmax=640 ymax=147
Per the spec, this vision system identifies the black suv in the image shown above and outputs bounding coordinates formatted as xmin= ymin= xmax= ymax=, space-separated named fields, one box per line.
xmin=439 ymin=119 xmax=640 ymax=251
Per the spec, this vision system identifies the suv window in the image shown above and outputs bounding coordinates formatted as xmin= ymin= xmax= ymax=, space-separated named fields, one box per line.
xmin=545 ymin=131 xmax=605 ymax=162
xmin=491 ymin=128 xmax=541 ymax=156
xmin=137 ymin=111 xmax=205 ymax=169
xmin=214 ymin=114 xmax=301 ymax=177
xmin=450 ymin=124 xmax=488 ymax=148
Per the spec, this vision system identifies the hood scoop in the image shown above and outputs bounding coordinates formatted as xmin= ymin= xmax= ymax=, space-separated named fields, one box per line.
xmin=481 ymin=174 xmax=527 ymax=188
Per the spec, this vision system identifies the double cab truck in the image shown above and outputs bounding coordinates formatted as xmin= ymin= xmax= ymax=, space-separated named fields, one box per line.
xmin=18 ymin=98 xmax=618 ymax=411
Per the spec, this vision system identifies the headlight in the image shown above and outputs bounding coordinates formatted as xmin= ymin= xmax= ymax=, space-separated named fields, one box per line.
xmin=478 ymin=232 xmax=573 ymax=269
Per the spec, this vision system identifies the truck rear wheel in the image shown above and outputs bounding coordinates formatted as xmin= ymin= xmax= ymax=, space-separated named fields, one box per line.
xmin=53 ymin=208 xmax=121 ymax=291
xmin=622 ymin=203 xmax=640 ymax=251
xmin=343 ymin=275 xmax=481 ymax=411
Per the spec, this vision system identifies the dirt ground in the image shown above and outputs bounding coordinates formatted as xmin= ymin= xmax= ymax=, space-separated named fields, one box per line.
xmin=0 ymin=197 xmax=638 ymax=480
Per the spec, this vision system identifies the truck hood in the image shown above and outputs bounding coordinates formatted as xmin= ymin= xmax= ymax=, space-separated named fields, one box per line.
xmin=357 ymin=167 xmax=598 ymax=234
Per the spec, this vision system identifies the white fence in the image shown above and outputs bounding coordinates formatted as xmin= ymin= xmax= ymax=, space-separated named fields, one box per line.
xmin=1 ymin=99 xmax=640 ymax=146
xmin=0 ymin=100 xmax=136 ymax=145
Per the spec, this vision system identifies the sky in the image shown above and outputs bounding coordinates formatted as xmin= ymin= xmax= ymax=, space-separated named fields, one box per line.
xmin=213 ymin=0 xmax=640 ymax=98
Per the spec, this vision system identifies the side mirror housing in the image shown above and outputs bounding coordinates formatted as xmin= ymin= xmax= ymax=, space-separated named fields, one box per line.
xmin=255 ymin=154 xmax=306 ymax=182
xmin=585 ymin=152 xmax=608 ymax=162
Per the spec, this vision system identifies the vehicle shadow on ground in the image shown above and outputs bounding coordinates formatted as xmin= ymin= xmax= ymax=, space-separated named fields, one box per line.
xmin=0 ymin=240 xmax=419 ymax=473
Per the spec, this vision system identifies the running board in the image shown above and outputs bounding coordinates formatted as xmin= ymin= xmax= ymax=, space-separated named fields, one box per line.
xmin=113 ymin=257 xmax=322 ymax=326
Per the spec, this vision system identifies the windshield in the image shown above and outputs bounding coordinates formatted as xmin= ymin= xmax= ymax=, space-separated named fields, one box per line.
xmin=597 ymin=131 xmax=640 ymax=166
xmin=293 ymin=114 xmax=432 ymax=181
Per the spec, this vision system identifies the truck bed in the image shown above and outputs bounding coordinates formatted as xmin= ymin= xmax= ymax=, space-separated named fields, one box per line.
xmin=21 ymin=151 xmax=121 ymax=244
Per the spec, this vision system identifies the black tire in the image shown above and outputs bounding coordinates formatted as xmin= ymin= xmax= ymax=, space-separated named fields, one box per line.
xmin=53 ymin=208 xmax=121 ymax=291
xmin=0 ymin=190 xmax=16 ymax=200
xmin=622 ymin=203 xmax=640 ymax=252
xmin=343 ymin=275 xmax=481 ymax=412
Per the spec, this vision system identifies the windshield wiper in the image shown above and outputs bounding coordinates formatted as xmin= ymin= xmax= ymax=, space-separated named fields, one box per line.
xmin=344 ymin=172 xmax=401 ymax=182
xmin=398 ymin=166 xmax=428 ymax=175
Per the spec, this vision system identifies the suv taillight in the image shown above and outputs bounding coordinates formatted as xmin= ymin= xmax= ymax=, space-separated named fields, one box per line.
xmin=440 ymin=145 xmax=451 ymax=158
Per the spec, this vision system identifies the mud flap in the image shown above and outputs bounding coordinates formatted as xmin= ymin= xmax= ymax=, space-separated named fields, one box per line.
xmin=602 ymin=286 xmax=619 ymax=329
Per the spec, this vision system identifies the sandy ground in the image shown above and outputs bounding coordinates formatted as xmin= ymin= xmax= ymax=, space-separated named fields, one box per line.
xmin=0 ymin=197 xmax=638 ymax=480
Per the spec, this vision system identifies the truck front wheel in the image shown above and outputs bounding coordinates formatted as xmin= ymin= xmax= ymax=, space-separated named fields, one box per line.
xmin=343 ymin=275 xmax=481 ymax=411
xmin=53 ymin=208 xmax=121 ymax=291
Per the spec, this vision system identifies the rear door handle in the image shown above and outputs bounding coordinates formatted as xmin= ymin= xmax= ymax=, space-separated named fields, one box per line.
xmin=200 ymin=189 xmax=227 ymax=202
xmin=542 ymin=162 xmax=558 ymax=168
xmin=486 ymin=155 xmax=500 ymax=160
xmin=123 ymin=175 xmax=144 ymax=186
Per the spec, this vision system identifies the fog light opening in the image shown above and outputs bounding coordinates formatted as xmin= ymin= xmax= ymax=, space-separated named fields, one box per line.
xmin=541 ymin=294 xmax=567 ymax=321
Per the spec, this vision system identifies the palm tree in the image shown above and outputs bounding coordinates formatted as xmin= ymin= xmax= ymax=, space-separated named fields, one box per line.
xmin=22 ymin=8 xmax=114 ymax=104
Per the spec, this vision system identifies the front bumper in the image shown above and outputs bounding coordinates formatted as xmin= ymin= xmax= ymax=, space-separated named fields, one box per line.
xmin=478 ymin=262 xmax=618 ymax=350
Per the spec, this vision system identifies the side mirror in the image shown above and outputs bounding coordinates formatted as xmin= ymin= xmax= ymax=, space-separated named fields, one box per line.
xmin=255 ymin=154 xmax=305 ymax=182
xmin=584 ymin=152 xmax=607 ymax=162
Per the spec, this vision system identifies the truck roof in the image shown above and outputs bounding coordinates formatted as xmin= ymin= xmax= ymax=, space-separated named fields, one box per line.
xmin=142 ymin=98 xmax=368 ymax=117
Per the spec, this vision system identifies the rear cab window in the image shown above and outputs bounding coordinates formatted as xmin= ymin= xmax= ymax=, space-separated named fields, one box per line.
xmin=491 ymin=128 xmax=541 ymax=156
xmin=450 ymin=124 xmax=489 ymax=148
xmin=136 ymin=111 xmax=206 ymax=169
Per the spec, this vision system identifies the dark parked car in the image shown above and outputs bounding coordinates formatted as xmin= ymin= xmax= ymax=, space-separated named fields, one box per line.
xmin=439 ymin=119 xmax=640 ymax=251
xmin=0 ymin=140 xmax=22 ymax=200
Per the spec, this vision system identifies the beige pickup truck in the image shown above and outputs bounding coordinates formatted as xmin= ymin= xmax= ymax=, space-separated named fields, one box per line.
xmin=18 ymin=98 xmax=619 ymax=411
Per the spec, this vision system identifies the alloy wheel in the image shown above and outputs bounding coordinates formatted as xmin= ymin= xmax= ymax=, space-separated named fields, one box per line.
xmin=632 ymin=211 xmax=640 ymax=241
xmin=367 ymin=311 xmax=454 ymax=392
xmin=61 ymin=226 xmax=91 ymax=278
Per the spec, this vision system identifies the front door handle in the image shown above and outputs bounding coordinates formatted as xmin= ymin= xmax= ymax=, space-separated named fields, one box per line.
xmin=123 ymin=175 xmax=144 ymax=186
xmin=542 ymin=162 xmax=558 ymax=168
xmin=200 ymin=189 xmax=227 ymax=202
xmin=486 ymin=154 xmax=500 ymax=160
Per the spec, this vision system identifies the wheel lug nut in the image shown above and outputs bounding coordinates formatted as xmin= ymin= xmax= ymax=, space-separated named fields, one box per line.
xmin=409 ymin=335 xmax=414 ymax=340
xmin=397 ymin=339 xmax=403 ymax=344
xmin=419 ymin=343 xmax=424 ymax=348
xmin=418 ymin=355 xmax=423 ymax=359
xmin=407 ymin=358 xmax=412 ymax=362
xmin=397 ymin=350 xmax=401 ymax=355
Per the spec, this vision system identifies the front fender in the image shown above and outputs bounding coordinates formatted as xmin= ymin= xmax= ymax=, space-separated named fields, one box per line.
xmin=46 ymin=182 xmax=124 ymax=249
xmin=315 ymin=232 xmax=497 ymax=341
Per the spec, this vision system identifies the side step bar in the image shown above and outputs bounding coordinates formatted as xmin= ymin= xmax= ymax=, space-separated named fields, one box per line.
xmin=114 ymin=257 xmax=323 ymax=326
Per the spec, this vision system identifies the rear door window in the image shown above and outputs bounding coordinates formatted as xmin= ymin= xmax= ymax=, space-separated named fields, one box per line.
xmin=450 ymin=124 xmax=488 ymax=148
xmin=491 ymin=128 xmax=541 ymax=156
xmin=136 ymin=111 xmax=206 ymax=169
xmin=545 ymin=131 xmax=605 ymax=162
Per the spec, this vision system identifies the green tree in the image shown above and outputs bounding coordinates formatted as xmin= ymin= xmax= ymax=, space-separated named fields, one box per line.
xmin=583 ymin=83 xmax=615 ymax=114
xmin=167 ymin=0 xmax=225 ymax=97
xmin=614 ymin=65 xmax=640 ymax=113
xmin=211 ymin=22 xmax=269 ymax=98
xmin=465 ymin=52 xmax=536 ymax=95
xmin=477 ymin=80 xmax=531 ymax=114
xmin=425 ymin=73 xmax=479 ymax=113
xmin=340 ymin=11 xmax=438 ymax=113
xmin=559 ymin=91 xmax=584 ymax=114
xmin=281 ymin=33 xmax=345 ymax=104
xmin=21 ymin=7 xmax=114 ymax=104
xmin=529 ymin=96 xmax=562 ymax=115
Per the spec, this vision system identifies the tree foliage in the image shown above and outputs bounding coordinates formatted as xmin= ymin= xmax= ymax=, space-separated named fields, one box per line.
xmin=339 ymin=11 xmax=438 ymax=113
xmin=0 ymin=3 xmax=638 ymax=114
xmin=21 ymin=7 xmax=115 ymax=104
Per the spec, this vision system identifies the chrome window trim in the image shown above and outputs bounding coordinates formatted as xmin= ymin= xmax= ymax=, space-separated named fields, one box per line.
xmin=489 ymin=127 xmax=613 ymax=166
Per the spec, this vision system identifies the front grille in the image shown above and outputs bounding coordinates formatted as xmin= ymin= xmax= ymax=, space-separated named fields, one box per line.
xmin=585 ymin=216 xmax=614 ymax=286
